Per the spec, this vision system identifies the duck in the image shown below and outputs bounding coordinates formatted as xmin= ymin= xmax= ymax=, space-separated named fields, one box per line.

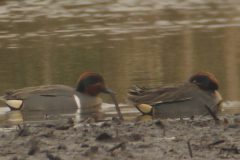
xmin=1 ymin=72 xmax=114 ymax=111
xmin=128 ymin=72 xmax=222 ymax=118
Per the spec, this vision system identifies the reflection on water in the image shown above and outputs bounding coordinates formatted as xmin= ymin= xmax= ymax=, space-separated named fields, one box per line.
xmin=0 ymin=103 xmax=141 ymax=125
xmin=0 ymin=101 xmax=239 ymax=125
xmin=222 ymin=101 xmax=240 ymax=115
xmin=1 ymin=0 xmax=240 ymax=125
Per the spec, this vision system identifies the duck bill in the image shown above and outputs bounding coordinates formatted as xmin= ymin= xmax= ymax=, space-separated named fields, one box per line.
xmin=102 ymin=88 xmax=116 ymax=95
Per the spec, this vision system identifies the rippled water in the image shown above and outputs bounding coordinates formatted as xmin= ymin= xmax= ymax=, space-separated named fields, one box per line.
xmin=0 ymin=0 xmax=240 ymax=125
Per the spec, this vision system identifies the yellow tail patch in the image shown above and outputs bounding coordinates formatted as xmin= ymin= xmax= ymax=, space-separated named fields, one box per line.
xmin=137 ymin=104 xmax=153 ymax=114
xmin=6 ymin=100 xmax=23 ymax=109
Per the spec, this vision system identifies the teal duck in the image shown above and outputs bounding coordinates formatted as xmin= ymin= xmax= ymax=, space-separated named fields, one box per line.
xmin=128 ymin=72 xmax=222 ymax=118
xmin=2 ymin=72 xmax=113 ymax=111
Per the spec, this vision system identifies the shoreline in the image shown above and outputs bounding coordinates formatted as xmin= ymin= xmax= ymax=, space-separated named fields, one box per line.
xmin=0 ymin=114 xmax=240 ymax=160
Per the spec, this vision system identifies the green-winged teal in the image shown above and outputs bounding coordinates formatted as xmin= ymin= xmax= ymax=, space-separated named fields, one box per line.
xmin=128 ymin=72 xmax=222 ymax=118
xmin=2 ymin=72 xmax=113 ymax=111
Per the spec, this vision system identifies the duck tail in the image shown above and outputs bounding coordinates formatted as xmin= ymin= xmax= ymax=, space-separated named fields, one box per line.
xmin=128 ymin=85 xmax=147 ymax=96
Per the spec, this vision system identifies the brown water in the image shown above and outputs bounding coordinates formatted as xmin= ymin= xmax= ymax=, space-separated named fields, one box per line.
xmin=0 ymin=0 xmax=240 ymax=125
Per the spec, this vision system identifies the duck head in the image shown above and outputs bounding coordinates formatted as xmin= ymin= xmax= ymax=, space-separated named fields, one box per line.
xmin=189 ymin=72 xmax=219 ymax=91
xmin=76 ymin=72 xmax=114 ymax=96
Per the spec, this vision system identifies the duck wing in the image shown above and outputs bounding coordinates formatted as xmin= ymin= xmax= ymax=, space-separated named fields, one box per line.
xmin=4 ymin=85 xmax=75 ymax=100
xmin=128 ymin=82 xmax=196 ymax=106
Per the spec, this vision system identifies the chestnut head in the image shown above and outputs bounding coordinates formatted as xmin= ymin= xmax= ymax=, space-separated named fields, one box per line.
xmin=76 ymin=72 xmax=113 ymax=96
xmin=189 ymin=72 xmax=218 ymax=91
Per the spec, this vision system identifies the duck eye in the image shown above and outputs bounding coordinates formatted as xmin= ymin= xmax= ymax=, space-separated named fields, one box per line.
xmin=95 ymin=79 xmax=102 ymax=84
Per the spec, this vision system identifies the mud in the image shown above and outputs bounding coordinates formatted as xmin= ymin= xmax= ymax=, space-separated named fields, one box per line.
xmin=0 ymin=114 xmax=240 ymax=160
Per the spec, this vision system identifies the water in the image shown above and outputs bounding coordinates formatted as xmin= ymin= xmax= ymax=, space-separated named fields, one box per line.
xmin=0 ymin=0 xmax=240 ymax=125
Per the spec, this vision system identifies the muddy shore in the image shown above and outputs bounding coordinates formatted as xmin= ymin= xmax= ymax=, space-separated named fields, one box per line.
xmin=0 ymin=114 xmax=240 ymax=160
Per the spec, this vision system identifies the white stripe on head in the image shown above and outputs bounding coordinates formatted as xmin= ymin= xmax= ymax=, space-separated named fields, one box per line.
xmin=74 ymin=95 xmax=81 ymax=108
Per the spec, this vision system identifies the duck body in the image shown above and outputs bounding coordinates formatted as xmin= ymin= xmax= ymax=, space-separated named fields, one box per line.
xmin=128 ymin=72 xmax=222 ymax=118
xmin=2 ymin=72 xmax=112 ymax=111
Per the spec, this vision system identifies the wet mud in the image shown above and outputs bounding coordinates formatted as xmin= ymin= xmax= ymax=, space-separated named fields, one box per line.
xmin=1 ymin=114 xmax=240 ymax=160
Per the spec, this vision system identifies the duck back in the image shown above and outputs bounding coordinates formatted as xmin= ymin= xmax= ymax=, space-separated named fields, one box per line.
xmin=128 ymin=82 xmax=222 ymax=118
xmin=4 ymin=85 xmax=102 ymax=111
